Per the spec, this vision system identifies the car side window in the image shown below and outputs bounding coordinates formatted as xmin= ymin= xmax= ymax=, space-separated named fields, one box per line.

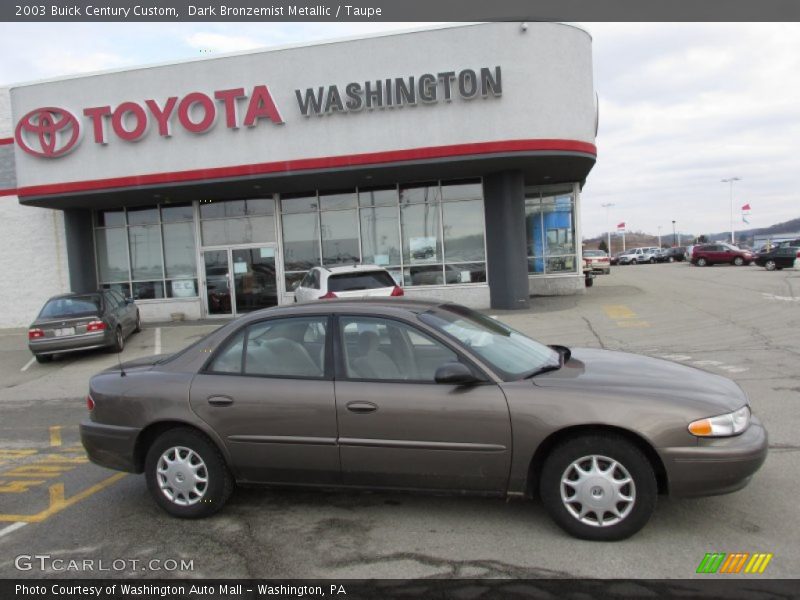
xmin=311 ymin=270 xmax=321 ymax=290
xmin=208 ymin=317 xmax=328 ymax=378
xmin=103 ymin=292 xmax=119 ymax=309
xmin=111 ymin=290 xmax=127 ymax=305
xmin=299 ymin=271 xmax=312 ymax=289
xmin=340 ymin=316 xmax=458 ymax=382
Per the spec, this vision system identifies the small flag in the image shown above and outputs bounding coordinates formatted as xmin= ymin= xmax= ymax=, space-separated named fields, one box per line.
xmin=742 ymin=203 xmax=751 ymax=224
xmin=617 ymin=222 xmax=626 ymax=231
xmin=741 ymin=203 xmax=751 ymax=211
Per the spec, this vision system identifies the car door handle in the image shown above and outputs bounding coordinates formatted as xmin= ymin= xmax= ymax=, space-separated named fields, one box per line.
xmin=346 ymin=401 xmax=377 ymax=413
xmin=207 ymin=395 xmax=234 ymax=407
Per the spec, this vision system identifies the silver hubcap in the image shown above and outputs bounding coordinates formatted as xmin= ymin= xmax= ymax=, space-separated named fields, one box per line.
xmin=560 ymin=454 xmax=636 ymax=527
xmin=156 ymin=446 xmax=208 ymax=506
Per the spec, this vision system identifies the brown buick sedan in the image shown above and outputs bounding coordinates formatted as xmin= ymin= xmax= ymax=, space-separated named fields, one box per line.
xmin=81 ymin=300 xmax=767 ymax=540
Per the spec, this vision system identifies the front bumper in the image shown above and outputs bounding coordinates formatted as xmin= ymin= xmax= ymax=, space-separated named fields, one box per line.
xmin=29 ymin=330 xmax=113 ymax=355
xmin=80 ymin=421 xmax=142 ymax=473
xmin=660 ymin=417 xmax=768 ymax=498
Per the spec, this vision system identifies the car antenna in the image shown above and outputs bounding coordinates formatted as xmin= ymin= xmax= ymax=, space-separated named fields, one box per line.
xmin=117 ymin=350 xmax=126 ymax=377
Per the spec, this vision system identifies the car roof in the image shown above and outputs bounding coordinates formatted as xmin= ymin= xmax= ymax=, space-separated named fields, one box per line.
xmin=45 ymin=291 xmax=103 ymax=301
xmin=321 ymin=264 xmax=388 ymax=274
xmin=234 ymin=298 xmax=446 ymax=324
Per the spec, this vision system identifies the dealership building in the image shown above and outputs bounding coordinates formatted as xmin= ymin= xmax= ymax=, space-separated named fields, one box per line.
xmin=0 ymin=22 xmax=597 ymax=327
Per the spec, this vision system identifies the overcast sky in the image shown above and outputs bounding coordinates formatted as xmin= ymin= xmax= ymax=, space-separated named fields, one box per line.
xmin=1 ymin=21 xmax=798 ymax=239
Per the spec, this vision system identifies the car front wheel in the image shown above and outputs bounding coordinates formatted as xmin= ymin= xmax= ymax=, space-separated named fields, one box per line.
xmin=696 ymin=258 xmax=708 ymax=267
xmin=145 ymin=428 xmax=233 ymax=518
xmin=765 ymin=260 xmax=777 ymax=271
xmin=733 ymin=257 xmax=744 ymax=266
xmin=540 ymin=434 xmax=657 ymax=541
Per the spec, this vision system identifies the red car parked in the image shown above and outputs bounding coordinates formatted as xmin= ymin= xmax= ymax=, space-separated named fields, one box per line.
xmin=691 ymin=243 xmax=753 ymax=267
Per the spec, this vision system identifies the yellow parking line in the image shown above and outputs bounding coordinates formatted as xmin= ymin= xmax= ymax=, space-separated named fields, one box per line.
xmin=604 ymin=305 xmax=638 ymax=320
xmin=0 ymin=472 xmax=127 ymax=523
xmin=49 ymin=426 xmax=62 ymax=447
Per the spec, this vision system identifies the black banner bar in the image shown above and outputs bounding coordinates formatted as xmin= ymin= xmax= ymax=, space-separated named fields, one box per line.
xmin=3 ymin=579 xmax=800 ymax=600
xmin=2 ymin=0 xmax=800 ymax=22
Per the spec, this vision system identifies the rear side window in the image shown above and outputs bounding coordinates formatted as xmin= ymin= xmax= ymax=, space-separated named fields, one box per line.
xmin=39 ymin=296 xmax=102 ymax=318
xmin=207 ymin=316 xmax=328 ymax=379
xmin=328 ymin=271 xmax=395 ymax=292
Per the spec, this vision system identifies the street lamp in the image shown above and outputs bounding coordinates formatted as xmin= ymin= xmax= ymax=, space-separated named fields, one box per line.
xmin=671 ymin=220 xmax=677 ymax=246
xmin=657 ymin=225 xmax=662 ymax=248
xmin=721 ymin=177 xmax=741 ymax=245
xmin=601 ymin=202 xmax=615 ymax=254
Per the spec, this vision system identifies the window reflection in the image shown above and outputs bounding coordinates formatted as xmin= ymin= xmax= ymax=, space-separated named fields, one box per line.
xmin=525 ymin=187 xmax=577 ymax=275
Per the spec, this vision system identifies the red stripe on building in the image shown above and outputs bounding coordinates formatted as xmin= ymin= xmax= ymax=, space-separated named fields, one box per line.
xmin=0 ymin=137 xmax=14 ymax=146
xmin=15 ymin=139 xmax=597 ymax=198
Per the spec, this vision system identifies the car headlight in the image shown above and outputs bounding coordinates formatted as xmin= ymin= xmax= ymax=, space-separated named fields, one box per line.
xmin=688 ymin=406 xmax=750 ymax=437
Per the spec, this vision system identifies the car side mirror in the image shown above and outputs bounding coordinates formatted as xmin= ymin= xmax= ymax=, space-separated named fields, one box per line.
xmin=434 ymin=362 xmax=480 ymax=385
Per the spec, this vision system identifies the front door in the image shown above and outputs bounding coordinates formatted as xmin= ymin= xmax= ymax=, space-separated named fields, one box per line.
xmin=333 ymin=315 xmax=512 ymax=492
xmin=202 ymin=245 xmax=279 ymax=317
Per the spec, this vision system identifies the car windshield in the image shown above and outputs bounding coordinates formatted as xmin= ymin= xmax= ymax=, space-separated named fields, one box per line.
xmin=328 ymin=271 xmax=395 ymax=292
xmin=419 ymin=304 xmax=560 ymax=381
xmin=39 ymin=295 xmax=102 ymax=318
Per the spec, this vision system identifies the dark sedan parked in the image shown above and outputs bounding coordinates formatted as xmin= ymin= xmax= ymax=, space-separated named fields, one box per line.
xmin=81 ymin=300 xmax=767 ymax=541
xmin=754 ymin=246 xmax=800 ymax=271
xmin=654 ymin=247 xmax=686 ymax=263
xmin=28 ymin=290 xmax=140 ymax=363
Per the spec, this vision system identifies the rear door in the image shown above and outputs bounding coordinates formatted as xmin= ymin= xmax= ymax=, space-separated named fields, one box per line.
xmin=333 ymin=315 xmax=512 ymax=492
xmin=189 ymin=315 xmax=340 ymax=484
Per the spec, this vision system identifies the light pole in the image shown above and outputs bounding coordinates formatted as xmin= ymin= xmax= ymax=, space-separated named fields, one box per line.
xmin=657 ymin=225 xmax=662 ymax=248
xmin=671 ymin=220 xmax=676 ymax=246
xmin=721 ymin=177 xmax=741 ymax=244
xmin=601 ymin=202 xmax=614 ymax=254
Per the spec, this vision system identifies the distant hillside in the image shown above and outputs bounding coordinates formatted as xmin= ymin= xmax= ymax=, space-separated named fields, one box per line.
xmin=583 ymin=230 xmax=694 ymax=253
xmin=584 ymin=216 xmax=800 ymax=251
xmin=702 ymin=216 xmax=800 ymax=244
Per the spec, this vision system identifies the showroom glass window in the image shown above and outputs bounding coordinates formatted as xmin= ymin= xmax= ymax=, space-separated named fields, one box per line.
xmin=93 ymin=204 xmax=198 ymax=299
xmin=279 ymin=179 xmax=486 ymax=290
xmin=525 ymin=186 xmax=577 ymax=275
xmin=199 ymin=198 xmax=276 ymax=247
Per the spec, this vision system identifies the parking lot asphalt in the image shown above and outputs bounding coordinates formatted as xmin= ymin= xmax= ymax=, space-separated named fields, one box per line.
xmin=0 ymin=262 xmax=798 ymax=579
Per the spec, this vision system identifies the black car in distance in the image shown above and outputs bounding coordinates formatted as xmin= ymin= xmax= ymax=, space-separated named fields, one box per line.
xmin=754 ymin=246 xmax=800 ymax=271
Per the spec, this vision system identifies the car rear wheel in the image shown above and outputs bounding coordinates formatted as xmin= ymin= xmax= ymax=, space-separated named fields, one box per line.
xmin=733 ymin=257 xmax=744 ymax=266
xmin=34 ymin=354 xmax=52 ymax=364
xmin=540 ymin=434 xmax=657 ymax=541
xmin=765 ymin=260 xmax=777 ymax=271
xmin=697 ymin=258 xmax=708 ymax=267
xmin=145 ymin=428 xmax=233 ymax=518
xmin=668 ymin=257 xmax=674 ymax=263
xmin=110 ymin=326 xmax=124 ymax=353
xmin=649 ymin=258 xmax=656 ymax=264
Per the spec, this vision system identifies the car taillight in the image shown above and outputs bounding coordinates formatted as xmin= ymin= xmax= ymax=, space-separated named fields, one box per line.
xmin=390 ymin=286 xmax=404 ymax=297
xmin=87 ymin=320 xmax=106 ymax=332
xmin=28 ymin=328 xmax=44 ymax=340
xmin=319 ymin=291 xmax=338 ymax=299
xmin=86 ymin=394 xmax=95 ymax=411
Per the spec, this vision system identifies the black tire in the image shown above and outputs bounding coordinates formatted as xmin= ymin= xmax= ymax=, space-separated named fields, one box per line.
xmin=733 ymin=257 xmax=744 ymax=266
xmin=765 ymin=260 xmax=776 ymax=271
xmin=110 ymin=326 xmax=124 ymax=353
xmin=649 ymin=258 xmax=656 ymax=264
xmin=696 ymin=258 xmax=708 ymax=267
xmin=133 ymin=311 xmax=142 ymax=333
xmin=540 ymin=434 xmax=657 ymax=541
xmin=668 ymin=257 xmax=674 ymax=263
xmin=585 ymin=276 xmax=594 ymax=288
xmin=34 ymin=354 xmax=52 ymax=364
xmin=145 ymin=427 xmax=234 ymax=518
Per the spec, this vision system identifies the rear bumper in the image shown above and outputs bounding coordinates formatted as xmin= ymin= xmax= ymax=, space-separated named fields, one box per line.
xmin=80 ymin=421 xmax=142 ymax=473
xmin=660 ymin=418 xmax=768 ymax=498
xmin=29 ymin=331 xmax=113 ymax=355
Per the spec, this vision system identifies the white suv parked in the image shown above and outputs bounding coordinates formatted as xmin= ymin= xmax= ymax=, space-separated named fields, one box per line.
xmin=294 ymin=264 xmax=403 ymax=303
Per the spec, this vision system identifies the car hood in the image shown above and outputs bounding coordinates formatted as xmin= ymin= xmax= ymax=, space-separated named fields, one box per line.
xmin=532 ymin=348 xmax=747 ymax=414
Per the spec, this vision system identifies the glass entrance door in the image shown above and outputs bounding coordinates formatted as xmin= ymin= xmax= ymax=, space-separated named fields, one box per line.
xmin=202 ymin=245 xmax=278 ymax=317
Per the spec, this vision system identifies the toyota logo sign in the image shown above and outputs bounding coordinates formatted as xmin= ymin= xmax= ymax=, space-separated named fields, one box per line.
xmin=15 ymin=107 xmax=81 ymax=158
